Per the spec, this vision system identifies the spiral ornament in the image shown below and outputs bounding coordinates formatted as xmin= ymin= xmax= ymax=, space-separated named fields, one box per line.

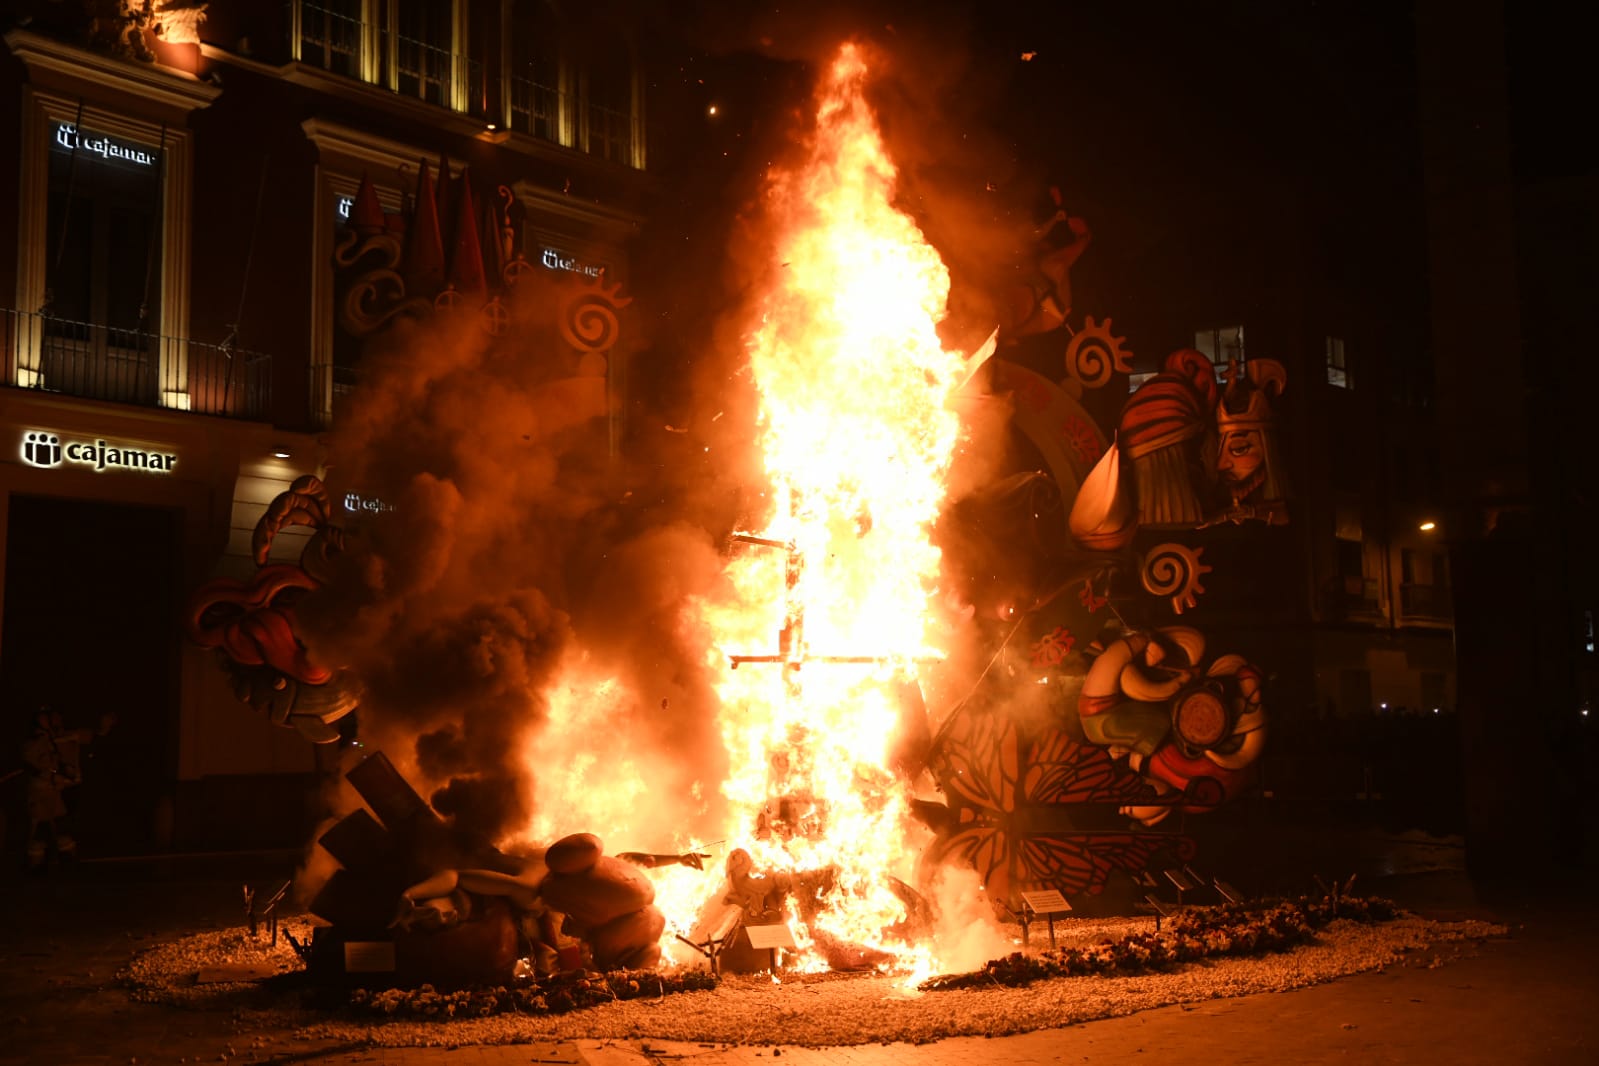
xmin=1141 ymin=542 xmax=1212 ymax=614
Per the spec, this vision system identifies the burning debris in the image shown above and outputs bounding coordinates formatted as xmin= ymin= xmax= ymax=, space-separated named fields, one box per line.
xmin=307 ymin=752 xmax=669 ymax=987
xmin=187 ymin=35 xmax=1290 ymax=995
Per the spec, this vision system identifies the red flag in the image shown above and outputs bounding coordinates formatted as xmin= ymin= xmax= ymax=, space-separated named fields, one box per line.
xmin=401 ymin=160 xmax=445 ymax=296
xmin=447 ymin=173 xmax=486 ymax=294
xmin=349 ymin=174 xmax=384 ymax=236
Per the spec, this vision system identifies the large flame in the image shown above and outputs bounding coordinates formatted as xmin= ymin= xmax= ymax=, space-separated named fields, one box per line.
xmin=695 ymin=41 xmax=967 ymax=969
xmin=516 ymin=42 xmax=972 ymax=974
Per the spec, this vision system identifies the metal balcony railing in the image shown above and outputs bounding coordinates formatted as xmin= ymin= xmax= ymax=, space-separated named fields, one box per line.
xmin=389 ymin=29 xmax=455 ymax=108
xmin=586 ymin=101 xmax=637 ymax=165
xmin=298 ymin=0 xmax=363 ymax=79
xmin=3 ymin=307 xmax=272 ymax=421
xmin=510 ymin=69 xmax=563 ymax=142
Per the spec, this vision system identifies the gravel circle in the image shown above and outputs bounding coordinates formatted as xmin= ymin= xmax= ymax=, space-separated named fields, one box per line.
xmin=119 ymin=914 xmax=1506 ymax=1048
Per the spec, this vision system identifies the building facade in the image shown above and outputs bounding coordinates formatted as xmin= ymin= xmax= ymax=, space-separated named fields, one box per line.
xmin=0 ymin=1 xmax=651 ymax=853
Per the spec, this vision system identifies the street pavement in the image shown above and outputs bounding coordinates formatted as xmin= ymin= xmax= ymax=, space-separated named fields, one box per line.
xmin=0 ymin=861 xmax=1593 ymax=1065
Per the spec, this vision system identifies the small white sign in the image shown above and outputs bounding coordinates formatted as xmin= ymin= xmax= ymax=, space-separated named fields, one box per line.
xmin=53 ymin=123 xmax=158 ymax=167
xmin=743 ymin=923 xmax=798 ymax=950
xmin=1020 ymin=889 xmax=1071 ymax=915
xmin=540 ymin=247 xmax=606 ymax=278
xmin=343 ymin=941 xmax=397 ymax=973
xmin=343 ymin=491 xmax=394 ymax=515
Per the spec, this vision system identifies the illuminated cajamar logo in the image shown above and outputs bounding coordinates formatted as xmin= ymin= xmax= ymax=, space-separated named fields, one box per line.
xmin=18 ymin=431 xmax=176 ymax=473
xmin=343 ymin=492 xmax=394 ymax=515
xmin=540 ymin=248 xmax=606 ymax=278
xmin=53 ymin=123 xmax=158 ymax=167
xmin=22 ymin=431 xmax=61 ymax=467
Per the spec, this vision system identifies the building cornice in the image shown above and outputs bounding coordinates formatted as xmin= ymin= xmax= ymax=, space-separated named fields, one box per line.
xmin=4 ymin=28 xmax=220 ymax=112
xmin=201 ymin=43 xmax=648 ymax=187
xmin=301 ymin=117 xmax=465 ymax=178
xmin=197 ymin=41 xmax=282 ymax=79
xmin=281 ymin=61 xmax=493 ymax=140
xmin=302 ymin=119 xmax=641 ymax=236
xmin=512 ymin=179 xmax=644 ymax=239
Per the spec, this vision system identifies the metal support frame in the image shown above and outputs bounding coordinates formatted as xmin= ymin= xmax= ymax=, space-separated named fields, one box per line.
xmin=245 ymin=880 xmax=291 ymax=946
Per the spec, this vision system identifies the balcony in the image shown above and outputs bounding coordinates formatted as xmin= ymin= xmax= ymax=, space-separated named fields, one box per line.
xmin=296 ymin=0 xmax=363 ymax=79
xmin=586 ymin=101 xmax=637 ymax=166
xmin=4 ymin=307 xmax=272 ymax=421
xmin=291 ymin=3 xmax=487 ymax=120
xmin=509 ymin=69 xmax=562 ymax=142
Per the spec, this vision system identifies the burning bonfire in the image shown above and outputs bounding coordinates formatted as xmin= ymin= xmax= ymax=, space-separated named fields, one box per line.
xmin=529 ymin=41 xmax=978 ymax=979
xmin=683 ymin=42 xmax=969 ymax=974
xmin=196 ymin=37 xmax=1280 ymax=991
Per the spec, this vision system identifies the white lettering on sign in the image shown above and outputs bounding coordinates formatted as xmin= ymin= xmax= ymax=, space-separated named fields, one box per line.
xmin=343 ymin=492 xmax=394 ymax=515
xmin=52 ymin=123 xmax=159 ymax=167
xmin=1019 ymin=889 xmax=1071 ymax=915
xmin=19 ymin=429 xmax=176 ymax=473
xmin=337 ymin=195 xmax=353 ymax=220
xmin=540 ymin=248 xmax=606 ymax=278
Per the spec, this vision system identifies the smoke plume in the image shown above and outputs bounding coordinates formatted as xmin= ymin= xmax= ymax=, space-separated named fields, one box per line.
xmin=302 ymin=270 xmax=755 ymax=849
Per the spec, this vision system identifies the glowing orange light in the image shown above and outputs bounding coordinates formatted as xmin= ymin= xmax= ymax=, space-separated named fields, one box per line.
xmin=516 ymin=41 xmax=994 ymax=976
xmin=692 ymin=40 xmax=965 ymax=972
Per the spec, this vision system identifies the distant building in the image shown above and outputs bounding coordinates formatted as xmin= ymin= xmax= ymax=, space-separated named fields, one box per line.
xmin=0 ymin=1 xmax=650 ymax=853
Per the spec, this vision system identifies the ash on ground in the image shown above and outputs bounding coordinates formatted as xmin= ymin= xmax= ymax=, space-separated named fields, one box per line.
xmin=118 ymin=913 xmax=1505 ymax=1048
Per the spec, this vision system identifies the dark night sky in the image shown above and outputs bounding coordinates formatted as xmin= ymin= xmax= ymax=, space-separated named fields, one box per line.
xmin=624 ymin=0 xmax=1439 ymax=401
xmin=609 ymin=0 xmax=1595 ymax=489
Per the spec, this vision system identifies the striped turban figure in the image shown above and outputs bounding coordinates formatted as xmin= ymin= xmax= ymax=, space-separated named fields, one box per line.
xmin=1117 ymin=349 xmax=1220 ymax=529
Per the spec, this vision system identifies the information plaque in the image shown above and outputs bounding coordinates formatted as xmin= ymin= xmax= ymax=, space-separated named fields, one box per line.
xmin=1019 ymin=889 xmax=1072 ymax=915
xmin=744 ymin=923 xmax=799 ymax=950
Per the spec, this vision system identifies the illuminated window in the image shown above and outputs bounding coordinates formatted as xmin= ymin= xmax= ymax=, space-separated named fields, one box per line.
xmin=41 ymin=123 xmax=165 ymax=405
xmin=582 ymin=23 xmax=638 ymax=166
xmin=291 ymin=2 xmax=468 ymax=112
xmin=302 ymin=118 xmax=432 ymax=427
xmin=298 ymin=0 xmax=364 ymax=78
xmin=509 ymin=0 xmax=564 ymax=143
xmin=1326 ymin=335 xmax=1351 ymax=388
xmin=7 ymin=34 xmax=210 ymax=412
xmin=1194 ymin=326 xmax=1245 ymax=373
xmin=45 ymin=126 xmax=163 ymax=332
xmin=384 ymin=0 xmax=456 ymax=107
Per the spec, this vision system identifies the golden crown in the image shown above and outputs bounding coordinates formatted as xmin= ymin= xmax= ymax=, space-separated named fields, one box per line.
xmin=1218 ymin=359 xmax=1285 ymax=431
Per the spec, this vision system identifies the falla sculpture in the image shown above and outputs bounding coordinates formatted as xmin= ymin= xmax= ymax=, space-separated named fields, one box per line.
xmin=185 ymin=175 xmax=1288 ymax=975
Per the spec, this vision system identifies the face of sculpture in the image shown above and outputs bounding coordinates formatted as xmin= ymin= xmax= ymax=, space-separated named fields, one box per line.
xmin=1217 ymin=427 xmax=1266 ymax=496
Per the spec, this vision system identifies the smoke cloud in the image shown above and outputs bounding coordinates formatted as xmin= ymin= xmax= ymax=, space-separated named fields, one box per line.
xmin=301 ymin=271 xmax=755 ymax=849
xmin=295 ymin=14 xmax=1047 ymax=929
